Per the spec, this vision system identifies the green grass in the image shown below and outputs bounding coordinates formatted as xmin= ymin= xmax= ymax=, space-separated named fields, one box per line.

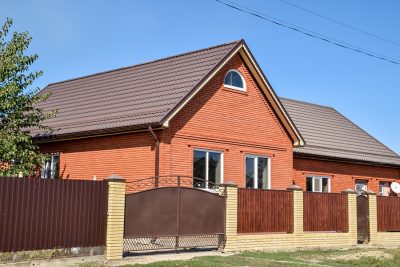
xmin=123 ymin=248 xmax=400 ymax=267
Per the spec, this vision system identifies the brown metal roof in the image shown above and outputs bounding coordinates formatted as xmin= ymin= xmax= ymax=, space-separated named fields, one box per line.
xmin=32 ymin=40 xmax=399 ymax=167
xmin=33 ymin=40 xmax=241 ymax=139
xmin=280 ymin=97 xmax=400 ymax=167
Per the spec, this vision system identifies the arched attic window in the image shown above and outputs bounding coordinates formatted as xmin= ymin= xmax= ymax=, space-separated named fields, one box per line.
xmin=224 ymin=70 xmax=246 ymax=91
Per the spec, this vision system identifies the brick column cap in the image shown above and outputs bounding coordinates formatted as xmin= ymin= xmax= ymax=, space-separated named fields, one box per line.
xmin=365 ymin=189 xmax=376 ymax=195
xmin=341 ymin=188 xmax=356 ymax=194
xmin=287 ymin=184 xmax=303 ymax=191
xmin=220 ymin=181 xmax=238 ymax=188
xmin=107 ymin=174 xmax=125 ymax=182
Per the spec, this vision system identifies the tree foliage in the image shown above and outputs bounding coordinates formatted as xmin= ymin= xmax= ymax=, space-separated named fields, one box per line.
xmin=0 ymin=18 xmax=55 ymax=176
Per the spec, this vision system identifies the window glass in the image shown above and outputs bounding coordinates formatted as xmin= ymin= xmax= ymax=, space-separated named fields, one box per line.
xmin=224 ymin=70 xmax=244 ymax=90
xmin=245 ymin=156 xmax=269 ymax=189
xmin=208 ymin=152 xmax=222 ymax=186
xmin=306 ymin=177 xmax=313 ymax=191
xmin=52 ymin=155 xmax=60 ymax=179
xmin=245 ymin=157 xmax=255 ymax=188
xmin=193 ymin=150 xmax=223 ymax=189
xmin=322 ymin=177 xmax=329 ymax=192
xmin=41 ymin=155 xmax=60 ymax=179
xmin=193 ymin=150 xmax=206 ymax=188
xmin=257 ymin=157 xmax=268 ymax=189
xmin=355 ymin=180 xmax=368 ymax=191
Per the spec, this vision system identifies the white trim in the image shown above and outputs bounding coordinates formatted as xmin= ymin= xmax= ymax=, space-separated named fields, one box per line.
xmin=240 ymin=45 xmax=305 ymax=146
xmin=245 ymin=154 xmax=271 ymax=189
xmin=306 ymin=175 xmax=330 ymax=192
xmin=224 ymin=69 xmax=246 ymax=91
xmin=193 ymin=148 xmax=224 ymax=187
xmin=162 ymin=45 xmax=243 ymax=128
xmin=162 ymin=43 xmax=304 ymax=146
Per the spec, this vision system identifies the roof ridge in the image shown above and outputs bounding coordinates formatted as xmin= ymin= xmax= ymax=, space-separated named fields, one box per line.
xmin=279 ymin=96 xmax=335 ymax=110
xmin=47 ymin=40 xmax=242 ymax=87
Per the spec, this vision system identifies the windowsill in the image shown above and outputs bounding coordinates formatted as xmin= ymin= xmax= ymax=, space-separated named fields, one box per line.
xmin=222 ymin=86 xmax=248 ymax=95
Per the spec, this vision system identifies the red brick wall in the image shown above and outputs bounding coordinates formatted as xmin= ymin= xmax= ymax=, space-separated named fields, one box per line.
xmin=39 ymin=132 xmax=157 ymax=181
xmin=293 ymin=157 xmax=400 ymax=193
xmin=39 ymin=53 xmax=295 ymax=189
xmin=164 ymin=54 xmax=294 ymax=189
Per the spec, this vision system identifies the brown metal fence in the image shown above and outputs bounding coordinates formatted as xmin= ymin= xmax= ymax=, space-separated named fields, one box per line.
xmin=377 ymin=196 xmax=400 ymax=232
xmin=237 ymin=188 xmax=293 ymax=233
xmin=0 ymin=177 xmax=108 ymax=252
xmin=303 ymin=192 xmax=348 ymax=232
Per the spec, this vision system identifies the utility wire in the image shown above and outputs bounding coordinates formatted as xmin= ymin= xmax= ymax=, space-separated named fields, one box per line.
xmin=215 ymin=0 xmax=399 ymax=65
xmin=277 ymin=0 xmax=400 ymax=47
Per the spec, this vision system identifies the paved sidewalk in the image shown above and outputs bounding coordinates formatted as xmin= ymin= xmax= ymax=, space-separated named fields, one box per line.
xmin=108 ymin=250 xmax=236 ymax=266
xmin=0 ymin=255 xmax=105 ymax=267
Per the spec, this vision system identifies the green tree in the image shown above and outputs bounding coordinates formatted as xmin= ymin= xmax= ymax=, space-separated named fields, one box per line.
xmin=0 ymin=18 xmax=55 ymax=177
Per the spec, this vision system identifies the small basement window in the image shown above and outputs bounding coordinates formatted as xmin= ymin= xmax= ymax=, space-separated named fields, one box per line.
xmin=224 ymin=70 xmax=246 ymax=91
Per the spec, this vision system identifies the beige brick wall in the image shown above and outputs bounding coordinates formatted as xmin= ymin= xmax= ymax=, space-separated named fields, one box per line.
xmin=105 ymin=176 xmax=126 ymax=260
xmin=224 ymin=185 xmax=358 ymax=252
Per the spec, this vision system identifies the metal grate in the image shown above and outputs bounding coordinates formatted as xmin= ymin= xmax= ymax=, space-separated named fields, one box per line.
xmin=123 ymin=234 xmax=225 ymax=252
xmin=125 ymin=176 xmax=225 ymax=196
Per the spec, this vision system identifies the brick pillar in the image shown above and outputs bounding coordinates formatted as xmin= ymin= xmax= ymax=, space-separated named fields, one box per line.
xmin=287 ymin=185 xmax=303 ymax=235
xmin=342 ymin=188 xmax=357 ymax=245
xmin=366 ymin=190 xmax=377 ymax=244
xmin=105 ymin=174 xmax=126 ymax=260
xmin=221 ymin=182 xmax=238 ymax=251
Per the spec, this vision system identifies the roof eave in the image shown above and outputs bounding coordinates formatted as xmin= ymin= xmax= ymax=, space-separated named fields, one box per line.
xmin=294 ymin=151 xmax=400 ymax=169
xmin=32 ymin=122 xmax=164 ymax=143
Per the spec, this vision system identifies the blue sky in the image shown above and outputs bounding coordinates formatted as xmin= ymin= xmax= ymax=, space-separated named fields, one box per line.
xmin=2 ymin=0 xmax=399 ymax=153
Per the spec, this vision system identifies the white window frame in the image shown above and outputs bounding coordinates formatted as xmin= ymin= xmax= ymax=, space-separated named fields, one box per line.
xmin=355 ymin=179 xmax=368 ymax=191
xmin=41 ymin=154 xmax=60 ymax=179
xmin=306 ymin=175 xmax=330 ymax=192
xmin=379 ymin=181 xmax=390 ymax=196
xmin=245 ymin=155 xmax=271 ymax=189
xmin=193 ymin=148 xmax=224 ymax=188
xmin=224 ymin=69 xmax=246 ymax=92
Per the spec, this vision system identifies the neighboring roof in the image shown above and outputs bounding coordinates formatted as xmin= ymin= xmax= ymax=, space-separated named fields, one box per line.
xmin=33 ymin=40 xmax=305 ymax=146
xmin=280 ymin=97 xmax=400 ymax=167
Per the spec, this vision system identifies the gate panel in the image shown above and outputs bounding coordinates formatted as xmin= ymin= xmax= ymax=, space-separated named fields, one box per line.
xmin=179 ymin=188 xmax=225 ymax=235
xmin=124 ymin=188 xmax=178 ymax=237
xmin=123 ymin=181 xmax=226 ymax=252
xmin=356 ymin=193 xmax=370 ymax=244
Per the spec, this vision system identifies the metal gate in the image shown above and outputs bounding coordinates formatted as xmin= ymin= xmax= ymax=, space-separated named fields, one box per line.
xmin=123 ymin=176 xmax=226 ymax=252
xmin=356 ymin=190 xmax=370 ymax=244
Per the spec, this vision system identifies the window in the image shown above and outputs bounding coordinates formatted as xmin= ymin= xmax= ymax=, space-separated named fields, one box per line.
xmin=245 ymin=155 xmax=270 ymax=189
xmin=355 ymin=180 xmax=368 ymax=191
xmin=224 ymin=70 xmax=246 ymax=91
xmin=193 ymin=149 xmax=223 ymax=188
xmin=41 ymin=155 xmax=60 ymax=179
xmin=379 ymin=181 xmax=391 ymax=196
xmin=306 ymin=176 xmax=330 ymax=192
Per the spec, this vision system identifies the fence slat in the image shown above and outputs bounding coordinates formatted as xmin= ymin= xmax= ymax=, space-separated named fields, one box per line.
xmin=237 ymin=189 xmax=293 ymax=233
xmin=0 ymin=177 xmax=108 ymax=252
xmin=303 ymin=192 xmax=348 ymax=232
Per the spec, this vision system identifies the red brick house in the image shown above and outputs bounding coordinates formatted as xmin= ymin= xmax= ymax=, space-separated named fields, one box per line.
xmin=34 ymin=40 xmax=400 ymax=195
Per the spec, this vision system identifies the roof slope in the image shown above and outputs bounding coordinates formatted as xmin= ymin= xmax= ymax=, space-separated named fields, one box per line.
xmin=280 ymin=97 xmax=400 ymax=167
xmin=33 ymin=40 xmax=241 ymax=137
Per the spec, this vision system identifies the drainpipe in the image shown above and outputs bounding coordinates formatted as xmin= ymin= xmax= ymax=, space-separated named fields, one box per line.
xmin=148 ymin=126 xmax=159 ymax=187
